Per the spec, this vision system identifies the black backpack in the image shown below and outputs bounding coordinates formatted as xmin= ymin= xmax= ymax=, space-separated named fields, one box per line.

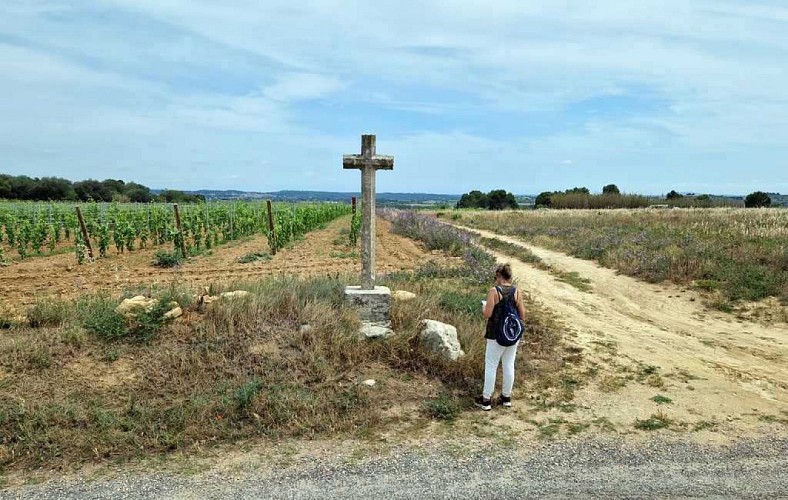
xmin=495 ymin=286 xmax=523 ymax=346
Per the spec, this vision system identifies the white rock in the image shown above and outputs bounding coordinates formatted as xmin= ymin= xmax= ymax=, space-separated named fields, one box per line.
xmin=361 ymin=379 xmax=376 ymax=387
xmin=115 ymin=296 xmax=158 ymax=316
xmin=360 ymin=322 xmax=394 ymax=339
xmin=220 ymin=290 xmax=251 ymax=300
xmin=420 ymin=319 xmax=465 ymax=361
xmin=392 ymin=290 xmax=417 ymax=302
xmin=299 ymin=324 xmax=313 ymax=334
xmin=164 ymin=306 xmax=183 ymax=319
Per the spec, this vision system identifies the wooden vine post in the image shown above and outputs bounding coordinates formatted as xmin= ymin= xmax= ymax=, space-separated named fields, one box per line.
xmin=351 ymin=196 xmax=357 ymax=214
xmin=172 ymin=204 xmax=187 ymax=258
xmin=75 ymin=206 xmax=94 ymax=259
xmin=266 ymin=200 xmax=276 ymax=255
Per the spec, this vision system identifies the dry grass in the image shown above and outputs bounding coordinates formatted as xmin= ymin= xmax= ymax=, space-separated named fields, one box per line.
xmin=0 ymin=269 xmax=570 ymax=472
xmin=459 ymin=208 xmax=788 ymax=311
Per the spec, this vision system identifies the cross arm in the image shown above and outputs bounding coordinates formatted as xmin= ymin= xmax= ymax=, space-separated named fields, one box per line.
xmin=343 ymin=155 xmax=394 ymax=170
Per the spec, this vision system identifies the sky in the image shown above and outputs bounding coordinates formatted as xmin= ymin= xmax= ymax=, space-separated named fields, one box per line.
xmin=1 ymin=1 xmax=787 ymax=195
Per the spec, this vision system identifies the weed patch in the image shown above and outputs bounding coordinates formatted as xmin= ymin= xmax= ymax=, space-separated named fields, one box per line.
xmin=27 ymin=299 xmax=70 ymax=328
xmin=651 ymin=395 xmax=673 ymax=405
xmin=237 ymin=252 xmax=271 ymax=264
xmin=635 ymin=411 xmax=672 ymax=430
xmin=423 ymin=392 xmax=463 ymax=421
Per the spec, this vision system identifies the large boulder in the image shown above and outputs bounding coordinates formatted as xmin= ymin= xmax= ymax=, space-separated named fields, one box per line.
xmin=420 ymin=320 xmax=465 ymax=361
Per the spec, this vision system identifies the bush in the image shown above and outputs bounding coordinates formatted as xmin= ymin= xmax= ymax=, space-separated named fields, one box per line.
xmin=745 ymin=191 xmax=771 ymax=208
xmin=153 ymin=250 xmax=183 ymax=268
xmin=535 ymin=191 xmax=553 ymax=208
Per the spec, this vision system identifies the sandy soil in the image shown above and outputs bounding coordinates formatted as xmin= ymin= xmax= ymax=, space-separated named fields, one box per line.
xmin=0 ymin=216 xmax=439 ymax=315
xmin=456 ymin=223 xmax=788 ymax=436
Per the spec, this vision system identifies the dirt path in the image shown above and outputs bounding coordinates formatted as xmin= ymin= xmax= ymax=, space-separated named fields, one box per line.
xmin=456 ymin=223 xmax=788 ymax=433
xmin=0 ymin=216 xmax=438 ymax=315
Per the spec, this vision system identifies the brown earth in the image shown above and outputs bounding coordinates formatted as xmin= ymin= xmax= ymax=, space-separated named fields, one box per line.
xmin=0 ymin=216 xmax=444 ymax=315
xmin=454 ymin=223 xmax=788 ymax=438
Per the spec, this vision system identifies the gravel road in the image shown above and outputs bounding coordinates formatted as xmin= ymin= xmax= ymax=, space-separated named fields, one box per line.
xmin=3 ymin=436 xmax=787 ymax=499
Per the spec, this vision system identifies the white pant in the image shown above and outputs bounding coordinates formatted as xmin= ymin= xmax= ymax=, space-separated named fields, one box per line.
xmin=483 ymin=339 xmax=519 ymax=399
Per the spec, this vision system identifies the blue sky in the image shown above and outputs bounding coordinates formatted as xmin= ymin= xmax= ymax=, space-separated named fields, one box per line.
xmin=1 ymin=1 xmax=787 ymax=195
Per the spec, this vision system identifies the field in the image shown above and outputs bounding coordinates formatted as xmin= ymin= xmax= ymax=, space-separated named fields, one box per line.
xmin=0 ymin=201 xmax=350 ymax=264
xmin=1 ymin=208 xmax=787 ymax=484
xmin=451 ymin=208 xmax=788 ymax=320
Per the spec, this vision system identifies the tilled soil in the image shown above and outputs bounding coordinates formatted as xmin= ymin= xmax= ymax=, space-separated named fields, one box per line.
xmin=0 ymin=216 xmax=441 ymax=314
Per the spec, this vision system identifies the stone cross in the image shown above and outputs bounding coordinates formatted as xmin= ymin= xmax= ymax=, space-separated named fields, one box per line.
xmin=343 ymin=134 xmax=394 ymax=290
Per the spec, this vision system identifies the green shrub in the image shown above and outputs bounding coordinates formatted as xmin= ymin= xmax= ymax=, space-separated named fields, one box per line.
xmin=78 ymin=295 xmax=127 ymax=341
xmin=233 ymin=379 xmax=263 ymax=411
xmin=153 ymin=250 xmax=183 ymax=268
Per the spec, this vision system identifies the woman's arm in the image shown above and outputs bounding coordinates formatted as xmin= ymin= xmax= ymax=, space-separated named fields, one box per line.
xmin=483 ymin=287 xmax=499 ymax=319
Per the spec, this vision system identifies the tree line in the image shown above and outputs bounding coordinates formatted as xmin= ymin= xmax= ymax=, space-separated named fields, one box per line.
xmin=455 ymin=189 xmax=519 ymax=209
xmin=456 ymin=184 xmax=774 ymax=210
xmin=0 ymin=174 xmax=204 ymax=203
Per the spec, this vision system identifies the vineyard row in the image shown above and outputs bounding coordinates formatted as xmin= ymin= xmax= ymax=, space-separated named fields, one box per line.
xmin=0 ymin=201 xmax=352 ymax=262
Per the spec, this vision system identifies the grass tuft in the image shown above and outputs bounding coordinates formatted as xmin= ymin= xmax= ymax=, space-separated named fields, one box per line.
xmin=635 ymin=411 xmax=672 ymax=430
xmin=651 ymin=394 xmax=673 ymax=405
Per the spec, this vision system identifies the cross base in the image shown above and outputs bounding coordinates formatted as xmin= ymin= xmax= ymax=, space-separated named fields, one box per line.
xmin=344 ymin=285 xmax=391 ymax=325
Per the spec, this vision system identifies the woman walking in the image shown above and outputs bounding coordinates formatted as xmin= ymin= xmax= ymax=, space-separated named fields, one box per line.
xmin=476 ymin=263 xmax=526 ymax=411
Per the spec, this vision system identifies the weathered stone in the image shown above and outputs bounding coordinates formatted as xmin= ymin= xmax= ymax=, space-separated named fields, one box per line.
xmin=392 ymin=290 xmax=417 ymax=302
xmin=360 ymin=322 xmax=394 ymax=339
xmin=164 ymin=306 xmax=182 ymax=319
xmin=343 ymin=134 xmax=394 ymax=290
xmin=361 ymin=379 xmax=376 ymax=387
xmin=299 ymin=324 xmax=313 ymax=334
xmin=116 ymin=296 xmax=158 ymax=316
xmin=220 ymin=290 xmax=251 ymax=300
xmin=420 ymin=319 xmax=465 ymax=361
xmin=344 ymin=286 xmax=391 ymax=323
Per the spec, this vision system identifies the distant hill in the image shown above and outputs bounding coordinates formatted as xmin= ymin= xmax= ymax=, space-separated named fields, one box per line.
xmin=178 ymin=189 xmax=464 ymax=207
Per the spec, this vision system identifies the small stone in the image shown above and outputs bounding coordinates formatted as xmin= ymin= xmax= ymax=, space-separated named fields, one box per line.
xmin=392 ymin=290 xmax=417 ymax=301
xmin=361 ymin=379 xmax=376 ymax=387
xmin=299 ymin=324 xmax=313 ymax=334
xmin=164 ymin=307 xmax=182 ymax=319
xmin=220 ymin=290 xmax=251 ymax=300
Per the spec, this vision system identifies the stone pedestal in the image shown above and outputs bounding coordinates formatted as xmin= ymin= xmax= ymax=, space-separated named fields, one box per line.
xmin=344 ymin=285 xmax=393 ymax=339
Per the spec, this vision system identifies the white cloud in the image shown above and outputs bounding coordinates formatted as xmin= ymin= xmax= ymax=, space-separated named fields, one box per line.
xmin=263 ymin=73 xmax=344 ymax=102
xmin=0 ymin=1 xmax=786 ymax=192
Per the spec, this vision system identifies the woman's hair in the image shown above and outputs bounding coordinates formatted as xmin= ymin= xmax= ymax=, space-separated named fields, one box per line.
xmin=495 ymin=263 xmax=513 ymax=281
